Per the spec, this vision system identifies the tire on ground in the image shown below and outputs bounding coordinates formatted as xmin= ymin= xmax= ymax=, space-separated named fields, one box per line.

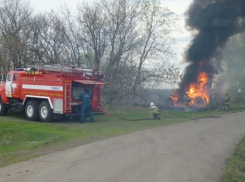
xmin=39 ymin=100 xmax=53 ymax=122
xmin=0 ymin=96 xmax=8 ymax=116
xmin=25 ymin=100 xmax=40 ymax=121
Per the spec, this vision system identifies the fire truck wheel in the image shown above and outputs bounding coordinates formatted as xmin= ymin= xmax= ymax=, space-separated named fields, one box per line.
xmin=39 ymin=100 xmax=53 ymax=122
xmin=25 ymin=100 xmax=40 ymax=121
xmin=0 ymin=97 xmax=8 ymax=116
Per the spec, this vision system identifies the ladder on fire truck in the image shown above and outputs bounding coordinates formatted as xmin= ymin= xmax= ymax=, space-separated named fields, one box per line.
xmin=27 ymin=64 xmax=99 ymax=77
xmin=65 ymin=83 xmax=72 ymax=111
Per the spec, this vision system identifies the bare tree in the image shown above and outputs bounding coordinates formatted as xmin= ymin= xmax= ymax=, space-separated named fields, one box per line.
xmin=131 ymin=0 xmax=179 ymax=101
xmin=55 ymin=5 xmax=84 ymax=66
xmin=76 ymin=0 xmax=179 ymax=105
xmin=99 ymin=0 xmax=141 ymax=104
xmin=0 ymin=0 xmax=33 ymax=70
xmin=29 ymin=12 xmax=68 ymax=65
xmin=77 ymin=2 xmax=107 ymax=68
xmin=29 ymin=14 xmax=49 ymax=64
xmin=0 ymin=0 xmax=180 ymax=106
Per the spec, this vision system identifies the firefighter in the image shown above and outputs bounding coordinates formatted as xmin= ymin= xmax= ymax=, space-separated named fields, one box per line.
xmin=149 ymin=102 xmax=160 ymax=120
xmin=223 ymin=92 xmax=231 ymax=111
xmin=79 ymin=88 xmax=94 ymax=123
xmin=184 ymin=92 xmax=192 ymax=107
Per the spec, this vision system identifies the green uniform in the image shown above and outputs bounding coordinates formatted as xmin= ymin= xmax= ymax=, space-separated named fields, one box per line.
xmin=223 ymin=93 xmax=231 ymax=110
xmin=149 ymin=105 xmax=160 ymax=120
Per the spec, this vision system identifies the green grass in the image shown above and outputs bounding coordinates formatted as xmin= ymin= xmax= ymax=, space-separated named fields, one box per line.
xmin=0 ymin=104 xmax=244 ymax=168
xmin=0 ymin=122 xmax=68 ymax=153
xmin=222 ymin=136 xmax=245 ymax=182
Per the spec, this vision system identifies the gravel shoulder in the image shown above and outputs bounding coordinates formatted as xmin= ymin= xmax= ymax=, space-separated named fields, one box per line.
xmin=1 ymin=112 xmax=245 ymax=182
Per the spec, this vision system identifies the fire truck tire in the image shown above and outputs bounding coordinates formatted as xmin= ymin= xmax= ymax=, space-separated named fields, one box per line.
xmin=25 ymin=100 xmax=40 ymax=121
xmin=39 ymin=100 xmax=53 ymax=122
xmin=0 ymin=97 xmax=8 ymax=116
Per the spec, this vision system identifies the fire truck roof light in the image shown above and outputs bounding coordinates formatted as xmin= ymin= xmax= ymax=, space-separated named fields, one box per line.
xmin=16 ymin=68 xmax=24 ymax=71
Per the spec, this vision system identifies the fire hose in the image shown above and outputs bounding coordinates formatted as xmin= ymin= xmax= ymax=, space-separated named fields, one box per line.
xmin=102 ymin=111 xmax=150 ymax=121
xmin=101 ymin=110 xmax=223 ymax=121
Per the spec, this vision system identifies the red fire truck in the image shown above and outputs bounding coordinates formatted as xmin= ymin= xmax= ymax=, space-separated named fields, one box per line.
xmin=0 ymin=65 xmax=105 ymax=122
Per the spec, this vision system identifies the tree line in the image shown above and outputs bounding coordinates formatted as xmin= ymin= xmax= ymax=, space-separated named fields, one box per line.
xmin=0 ymin=0 xmax=180 ymax=105
xmin=220 ymin=33 xmax=245 ymax=102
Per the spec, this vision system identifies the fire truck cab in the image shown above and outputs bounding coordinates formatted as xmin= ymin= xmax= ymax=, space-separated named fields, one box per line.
xmin=0 ymin=65 xmax=104 ymax=122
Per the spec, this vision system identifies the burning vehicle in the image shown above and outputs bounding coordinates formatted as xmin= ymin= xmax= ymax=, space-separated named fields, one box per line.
xmin=170 ymin=71 xmax=210 ymax=108
xmin=169 ymin=0 xmax=245 ymax=110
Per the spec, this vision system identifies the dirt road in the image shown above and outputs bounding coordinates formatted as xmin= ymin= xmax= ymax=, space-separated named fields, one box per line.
xmin=1 ymin=112 xmax=245 ymax=182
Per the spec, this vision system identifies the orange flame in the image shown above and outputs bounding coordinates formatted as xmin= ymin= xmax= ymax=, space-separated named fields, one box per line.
xmin=171 ymin=72 xmax=210 ymax=107
xmin=170 ymin=91 xmax=178 ymax=106
xmin=188 ymin=72 xmax=209 ymax=106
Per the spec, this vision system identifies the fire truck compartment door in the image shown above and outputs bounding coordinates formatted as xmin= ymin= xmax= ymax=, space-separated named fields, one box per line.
xmin=5 ymin=74 xmax=13 ymax=97
xmin=54 ymin=99 xmax=63 ymax=114
xmin=74 ymin=80 xmax=105 ymax=85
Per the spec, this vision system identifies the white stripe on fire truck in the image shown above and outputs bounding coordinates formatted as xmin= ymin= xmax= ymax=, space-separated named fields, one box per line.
xmin=12 ymin=84 xmax=17 ymax=88
xmin=22 ymin=84 xmax=63 ymax=91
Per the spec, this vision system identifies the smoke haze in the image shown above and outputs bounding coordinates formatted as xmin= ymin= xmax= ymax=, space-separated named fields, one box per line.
xmin=177 ymin=0 xmax=245 ymax=101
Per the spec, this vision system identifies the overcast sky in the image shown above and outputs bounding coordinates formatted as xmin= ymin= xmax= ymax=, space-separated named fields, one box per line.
xmin=30 ymin=0 xmax=193 ymax=70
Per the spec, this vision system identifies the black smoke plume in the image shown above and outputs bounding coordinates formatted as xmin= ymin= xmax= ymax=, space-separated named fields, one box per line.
xmin=175 ymin=0 xmax=245 ymax=102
